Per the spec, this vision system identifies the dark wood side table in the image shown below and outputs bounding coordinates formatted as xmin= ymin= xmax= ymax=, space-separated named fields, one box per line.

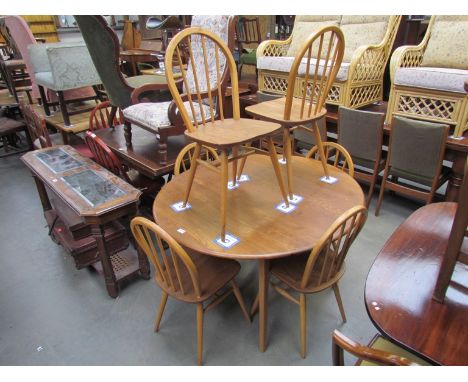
xmin=21 ymin=145 xmax=150 ymax=297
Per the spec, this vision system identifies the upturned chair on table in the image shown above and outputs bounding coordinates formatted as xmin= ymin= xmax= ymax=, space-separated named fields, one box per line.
xmin=130 ymin=217 xmax=250 ymax=365
xmin=164 ymin=27 xmax=290 ymax=242
xmin=244 ymin=26 xmax=345 ymax=200
xmin=306 ymin=141 xmax=355 ymax=177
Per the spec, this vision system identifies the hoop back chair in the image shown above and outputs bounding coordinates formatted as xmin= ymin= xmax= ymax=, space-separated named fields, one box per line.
xmin=235 ymin=16 xmax=262 ymax=79
xmin=165 ymin=27 xmax=289 ymax=242
xmin=89 ymin=101 xmax=124 ymax=131
xmin=268 ymin=205 xmax=367 ymax=358
xmin=174 ymin=142 xmax=219 ymax=176
xmin=337 ymin=106 xmax=385 ymax=208
xmin=245 ymin=26 xmax=345 ymax=198
xmin=306 ymin=141 xmax=355 ymax=177
xmin=332 ymin=330 xmax=428 ymax=366
xmin=130 ymin=217 xmax=250 ymax=365
xmin=85 ymin=131 xmax=163 ymax=199
xmin=375 ymin=116 xmax=449 ymax=216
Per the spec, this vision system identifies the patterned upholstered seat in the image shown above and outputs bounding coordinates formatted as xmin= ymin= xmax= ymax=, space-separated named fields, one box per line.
xmin=386 ymin=16 xmax=468 ymax=137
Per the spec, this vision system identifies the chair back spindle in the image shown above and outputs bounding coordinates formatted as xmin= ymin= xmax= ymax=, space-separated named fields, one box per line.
xmin=306 ymin=142 xmax=355 ymax=176
xmin=131 ymin=217 xmax=202 ymax=298
xmin=20 ymin=102 xmax=52 ymax=148
xmin=89 ymin=101 xmax=124 ymax=131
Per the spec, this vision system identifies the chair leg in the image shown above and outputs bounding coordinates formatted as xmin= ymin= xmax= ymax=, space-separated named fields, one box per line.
xmin=299 ymin=293 xmax=307 ymax=358
xmin=332 ymin=283 xmax=347 ymax=323
xmin=38 ymin=85 xmax=51 ymax=116
xmin=236 ymin=143 xmax=250 ymax=180
xmin=266 ymin=137 xmax=289 ymax=207
xmin=182 ymin=143 xmax=202 ymax=208
xmin=57 ymin=91 xmax=71 ymax=126
xmin=196 ymin=303 xmax=204 ymax=366
xmin=283 ymin=127 xmax=294 ymax=199
xmin=124 ymin=120 xmax=132 ymax=147
xmin=220 ymin=150 xmax=229 ymax=241
xmin=250 ymin=292 xmax=259 ymax=317
xmin=231 ymin=280 xmax=251 ymax=324
xmin=312 ymin=120 xmax=330 ymax=179
xmin=375 ymin=168 xmax=389 ymax=216
xmin=366 ymin=173 xmax=377 ymax=209
xmin=154 ymin=291 xmax=168 ymax=332
xmin=238 ymin=63 xmax=243 ymax=80
xmin=231 ymin=146 xmax=238 ymax=187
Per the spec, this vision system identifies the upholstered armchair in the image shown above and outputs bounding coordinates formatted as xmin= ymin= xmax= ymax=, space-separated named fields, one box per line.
xmin=28 ymin=42 xmax=102 ymax=126
xmin=386 ymin=16 xmax=468 ymax=137
xmin=257 ymin=15 xmax=401 ymax=109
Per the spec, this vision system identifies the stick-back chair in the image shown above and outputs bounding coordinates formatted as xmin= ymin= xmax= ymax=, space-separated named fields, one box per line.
xmin=165 ymin=27 xmax=290 ymax=242
xmin=89 ymin=101 xmax=124 ymax=131
xmin=306 ymin=141 xmax=354 ymax=177
xmin=130 ymin=217 xmax=250 ymax=365
xmin=174 ymin=142 xmax=219 ymax=176
xmin=337 ymin=106 xmax=385 ymax=208
xmin=245 ymin=26 xmax=345 ymax=199
xmin=375 ymin=116 xmax=449 ymax=216
xmin=85 ymin=131 xmax=162 ymax=199
xmin=332 ymin=330 xmax=428 ymax=366
xmin=235 ymin=16 xmax=262 ymax=79
xmin=268 ymin=205 xmax=367 ymax=358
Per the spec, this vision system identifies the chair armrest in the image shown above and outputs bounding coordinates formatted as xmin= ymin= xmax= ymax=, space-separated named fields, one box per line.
xmin=257 ymin=36 xmax=292 ymax=58
xmin=389 ymin=44 xmax=427 ymax=82
xmin=347 ymin=43 xmax=389 ymax=83
xmin=130 ymin=78 xmax=183 ymax=104
xmin=46 ymin=44 xmax=102 ymax=90
xmin=332 ymin=330 xmax=418 ymax=366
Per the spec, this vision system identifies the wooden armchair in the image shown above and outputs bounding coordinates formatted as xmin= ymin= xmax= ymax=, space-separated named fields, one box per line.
xmin=332 ymin=330 xmax=428 ymax=366
xmin=257 ymin=15 xmax=401 ymax=109
xmin=386 ymin=16 xmax=468 ymax=137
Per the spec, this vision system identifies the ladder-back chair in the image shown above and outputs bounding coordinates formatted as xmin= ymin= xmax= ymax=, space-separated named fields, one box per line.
xmin=174 ymin=142 xmax=219 ymax=176
xmin=130 ymin=217 xmax=250 ymax=365
xmin=245 ymin=26 xmax=345 ymax=199
xmin=89 ymin=101 xmax=124 ymax=131
xmin=306 ymin=142 xmax=355 ymax=177
xmin=164 ymin=27 xmax=290 ymax=242
xmin=268 ymin=205 xmax=367 ymax=358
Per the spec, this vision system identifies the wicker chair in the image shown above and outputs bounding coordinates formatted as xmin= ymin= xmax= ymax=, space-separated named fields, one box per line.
xmin=257 ymin=15 xmax=402 ymax=109
xmin=386 ymin=16 xmax=468 ymax=137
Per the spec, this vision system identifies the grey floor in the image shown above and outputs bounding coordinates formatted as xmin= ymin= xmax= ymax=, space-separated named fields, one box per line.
xmin=0 ymin=149 xmax=423 ymax=366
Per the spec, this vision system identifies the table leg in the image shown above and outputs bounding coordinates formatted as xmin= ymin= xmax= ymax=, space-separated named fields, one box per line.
xmin=445 ymin=149 xmax=467 ymax=202
xmin=258 ymin=258 xmax=270 ymax=352
xmin=60 ymin=130 xmax=70 ymax=145
xmin=32 ymin=175 xmax=52 ymax=212
xmin=91 ymin=224 xmax=119 ymax=298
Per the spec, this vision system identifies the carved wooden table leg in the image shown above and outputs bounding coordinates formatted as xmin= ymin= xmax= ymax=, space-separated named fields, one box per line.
xmin=124 ymin=120 xmax=132 ymax=148
xmin=91 ymin=224 xmax=119 ymax=298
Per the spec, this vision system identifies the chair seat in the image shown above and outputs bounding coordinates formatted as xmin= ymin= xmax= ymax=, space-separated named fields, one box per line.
xmin=245 ymin=97 xmax=327 ymax=126
xmin=270 ymin=252 xmax=345 ymax=293
xmin=123 ymin=101 xmax=212 ymax=134
xmin=389 ymin=164 xmax=450 ymax=188
xmin=156 ymin=249 xmax=241 ymax=303
xmin=257 ymin=56 xmax=350 ymax=82
xmin=0 ymin=117 xmax=26 ymax=134
xmin=360 ymin=335 xmax=431 ymax=366
xmin=185 ymin=118 xmax=282 ymax=148
xmin=395 ymin=67 xmax=468 ymax=94
xmin=240 ymin=50 xmax=257 ymax=65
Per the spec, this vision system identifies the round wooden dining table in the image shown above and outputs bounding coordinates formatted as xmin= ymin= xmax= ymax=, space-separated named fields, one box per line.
xmin=153 ymin=154 xmax=364 ymax=352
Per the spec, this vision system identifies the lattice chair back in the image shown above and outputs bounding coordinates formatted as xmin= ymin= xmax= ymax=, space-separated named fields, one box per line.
xmin=165 ymin=27 xmax=239 ymax=133
xmin=20 ymin=102 xmax=52 ymax=148
xmin=130 ymin=217 xmax=202 ymax=298
xmin=306 ymin=142 xmax=355 ymax=177
xmin=84 ymin=131 xmax=131 ymax=183
xmin=284 ymin=26 xmax=345 ymax=121
xmin=89 ymin=101 xmax=124 ymax=131
xmin=174 ymin=142 xmax=220 ymax=176
xmin=300 ymin=205 xmax=367 ymax=289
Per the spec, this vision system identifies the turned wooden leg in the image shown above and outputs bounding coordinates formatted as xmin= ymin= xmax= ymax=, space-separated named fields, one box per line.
xmin=158 ymin=136 xmax=168 ymax=166
xmin=196 ymin=303 xmax=204 ymax=366
xmin=312 ymin=120 xmax=330 ymax=179
xmin=266 ymin=137 xmax=289 ymax=207
xmin=124 ymin=121 xmax=132 ymax=148
xmin=231 ymin=280 xmax=251 ymax=324
xmin=220 ymin=150 xmax=229 ymax=242
xmin=182 ymin=143 xmax=201 ymax=207
xmin=299 ymin=293 xmax=307 ymax=358
xmin=154 ymin=291 xmax=168 ymax=332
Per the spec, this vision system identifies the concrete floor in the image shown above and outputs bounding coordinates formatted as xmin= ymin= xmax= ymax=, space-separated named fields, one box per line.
xmin=0 ymin=148 xmax=423 ymax=366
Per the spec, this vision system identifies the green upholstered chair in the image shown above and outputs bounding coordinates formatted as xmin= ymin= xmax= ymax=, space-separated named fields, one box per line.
xmin=235 ymin=16 xmax=261 ymax=80
xmin=332 ymin=330 xmax=430 ymax=366
xmin=338 ymin=106 xmax=386 ymax=208
xmin=375 ymin=116 xmax=449 ymax=216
